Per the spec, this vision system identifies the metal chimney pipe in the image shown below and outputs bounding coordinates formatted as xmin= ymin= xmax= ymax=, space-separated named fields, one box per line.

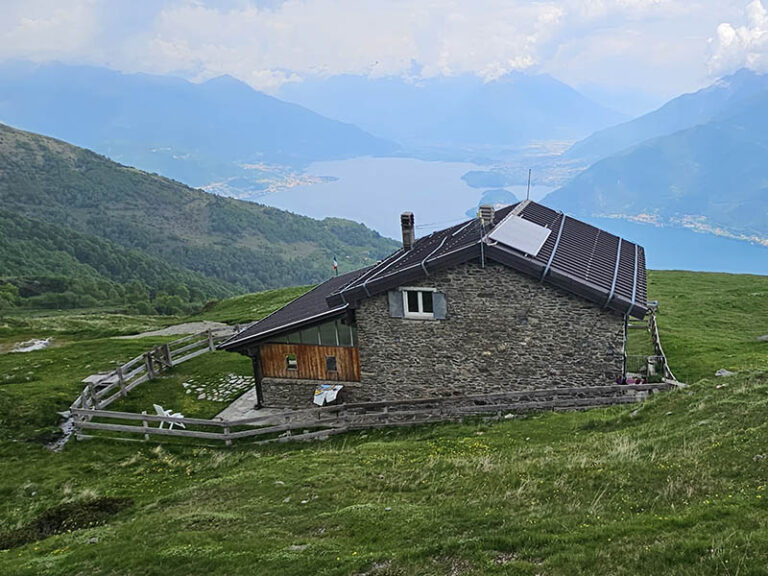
xmin=401 ymin=212 xmax=415 ymax=250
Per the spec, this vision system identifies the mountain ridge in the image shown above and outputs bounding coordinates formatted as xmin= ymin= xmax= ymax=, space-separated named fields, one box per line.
xmin=0 ymin=122 xmax=398 ymax=310
xmin=564 ymin=68 xmax=768 ymax=164
xmin=0 ymin=61 xmax=397 ymax=188
xmin=278 ymin=71 xmax=625 ymax=155
xmin=545 ymin=87 xmax=768 ymax=246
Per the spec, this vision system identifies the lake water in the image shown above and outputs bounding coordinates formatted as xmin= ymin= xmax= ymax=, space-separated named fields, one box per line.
xmin=260 ymin=157 xmax=551 ymax=238
xmin=260 ymin=156 xmax=767 ymax=275
xmin=588 ymin=218 xmax=768 ymax=275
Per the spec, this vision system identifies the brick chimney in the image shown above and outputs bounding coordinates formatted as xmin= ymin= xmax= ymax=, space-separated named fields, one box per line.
xmin=479 ymin=204 xmax=495 ymax=227
xmin=401 ymin=212 xmax=415 ymax=250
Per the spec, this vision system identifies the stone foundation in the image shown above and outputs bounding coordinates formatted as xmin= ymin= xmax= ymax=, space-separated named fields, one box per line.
xmin=261 ymin=378 xmax=363 ymax=408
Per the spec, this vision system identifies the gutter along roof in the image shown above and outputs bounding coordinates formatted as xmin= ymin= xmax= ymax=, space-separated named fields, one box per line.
xmin=221 ymin=200 xmax=648 ymax=351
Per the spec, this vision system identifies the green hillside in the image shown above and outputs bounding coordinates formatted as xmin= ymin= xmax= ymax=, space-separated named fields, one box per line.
xmin=0 ymin=271 xmax=767 ymax=574
xmin=0 ymin=122 xmax=398 ymax=310
xmin=0 ymin=209 xmax=238 ymax=312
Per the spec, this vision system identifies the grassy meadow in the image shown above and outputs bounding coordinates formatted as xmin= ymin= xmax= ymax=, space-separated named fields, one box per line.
xmin=0 ymin=271 xmax=767 ymax=575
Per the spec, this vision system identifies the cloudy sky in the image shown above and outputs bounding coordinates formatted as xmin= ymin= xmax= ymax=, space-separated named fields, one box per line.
xmin=2 ymin=0 xmax=767 ymax=110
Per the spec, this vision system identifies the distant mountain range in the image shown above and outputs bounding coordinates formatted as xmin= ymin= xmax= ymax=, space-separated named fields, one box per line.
xmin=0 ymin=122 xmax=397 ymax=310
xmin=2 ymin=60 xmax=766 ymax=275
xmin=564 ymin=69 xmax=768 ymax=164
xmin=0 ymin=61 xmax=396 ymax=189
xmin=279 ymin=72 xmax=625 ymax=156
xmin=546 ymin=69 xmax=768 ymax=246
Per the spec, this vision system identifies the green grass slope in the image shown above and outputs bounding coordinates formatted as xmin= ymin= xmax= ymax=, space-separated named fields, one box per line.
xmin=0 ymin=122 xmax=398 ymax=297
xmin=0 ymin=272 xmax=766 ymax=575
xmin=649 ymin=270 xmax=768 ymax=382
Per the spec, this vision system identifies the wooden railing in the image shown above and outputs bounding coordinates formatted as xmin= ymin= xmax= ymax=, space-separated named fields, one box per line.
xmin=72 ymin=383 xmax=673 ymax=446
xmin=70 ymin=328 xmax=237 ymax=412
xmin=648 ymin=310 xmax=677 ymax=382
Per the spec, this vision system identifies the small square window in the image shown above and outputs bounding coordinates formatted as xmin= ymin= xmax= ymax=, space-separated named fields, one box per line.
xmin=286 ymin=354 xmax=298 ymax=370
xmin=402 ymin=289 xmax=437 ymax=319
xmin=325 ymin=355 xmax=337 ymax=372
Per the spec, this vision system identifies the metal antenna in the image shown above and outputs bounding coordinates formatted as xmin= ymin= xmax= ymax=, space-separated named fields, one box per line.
xmin=526 ymin=168 xmax=531 ymax=201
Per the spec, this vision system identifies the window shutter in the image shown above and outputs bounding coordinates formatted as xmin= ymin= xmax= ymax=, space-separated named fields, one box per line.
xmin=433 ymin=292 xmax=447 ymax=319
xmin=387 ymin=290 xmax=404 ymax=318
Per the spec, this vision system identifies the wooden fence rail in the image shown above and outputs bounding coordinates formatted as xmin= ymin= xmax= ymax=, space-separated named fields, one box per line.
xmin=648 ymin=310 xmax=677 ymax=382
xmin=72 ymin=382 xmax=673 ymax=446
xmin=69 ymin=313 xmax=680 ymax=447
xmin=70 ymin=327 xmax=238 ymax=412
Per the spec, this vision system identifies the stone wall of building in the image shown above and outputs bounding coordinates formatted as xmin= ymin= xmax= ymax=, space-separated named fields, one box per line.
xmin=353 ymin=261 xmax=626 ymax=402
xmin=261 ymin=377 xmax=364 ymax=408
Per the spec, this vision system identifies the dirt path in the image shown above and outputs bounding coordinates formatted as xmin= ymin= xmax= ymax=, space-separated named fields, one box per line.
xmin=116 ymin=321 xmax=235 ymax=339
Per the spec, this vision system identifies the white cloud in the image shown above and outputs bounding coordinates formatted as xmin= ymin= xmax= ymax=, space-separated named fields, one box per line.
xmin=709 ymin=0 xmax=768 ymax=74
xmin=132 ymin=0 xmax=696 ymax=90
xmin=0 ymin=0 xmax=753 ymax=96
xmin=0 ymin=0 xmax=100 ymax=60
xmin=131 ymin=0 xmax=570 ymax=88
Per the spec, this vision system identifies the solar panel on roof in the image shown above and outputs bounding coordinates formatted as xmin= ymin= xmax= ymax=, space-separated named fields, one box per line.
xmin=487 ymin=215 xmax=552 ymax=256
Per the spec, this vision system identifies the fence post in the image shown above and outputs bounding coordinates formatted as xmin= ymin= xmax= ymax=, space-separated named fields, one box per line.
xmin=142 ymin=410 xmax=149 ymax=442
xmin=87 ymin=383 xmax=98 ymax=410
xmin=118 ymin=367 xmax=126 ymax=397
xmin=207 ymin=329 xmax=215 ymax=351
xmin=144 ymin=352 xmax=155 ymax=379
xmin=163 ymin=343 xmax=173 ymax=368
xmin=224 ymin=425 xmax=232 ymax=447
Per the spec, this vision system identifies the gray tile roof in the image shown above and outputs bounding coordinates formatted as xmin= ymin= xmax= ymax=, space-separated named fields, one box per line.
xmin=219 ymin=268 xmax=369 ymax=351
xmin=327 ymin=201 xmax=647 ymax=318
xmin=222 ymin=200 xmax=648 ymax=351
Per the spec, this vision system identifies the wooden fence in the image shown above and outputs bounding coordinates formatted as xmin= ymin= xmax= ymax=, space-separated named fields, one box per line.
xmin=648 ymin=310 xmax=677 ymax=382
xmin=72 ymin=382 xmax=673 ymax=446
xmin=70 ymin=328 xmax=236 ymax=412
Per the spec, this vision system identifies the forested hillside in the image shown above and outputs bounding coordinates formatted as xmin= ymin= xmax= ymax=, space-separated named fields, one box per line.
xmin=0 ymin=123 xmax=398 ymax=312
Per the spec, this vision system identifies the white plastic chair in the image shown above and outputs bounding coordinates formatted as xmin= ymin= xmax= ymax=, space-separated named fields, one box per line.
xmin=153 ymin=404 xmax=186 ymax=430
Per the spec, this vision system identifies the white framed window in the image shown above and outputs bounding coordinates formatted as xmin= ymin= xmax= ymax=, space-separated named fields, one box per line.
xmin=401 ymin=288 xmax=436 ymax=319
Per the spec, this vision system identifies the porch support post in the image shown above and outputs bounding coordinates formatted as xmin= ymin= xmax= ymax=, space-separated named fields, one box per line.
xmin=251 ymin=347 xmax=264 ymax=409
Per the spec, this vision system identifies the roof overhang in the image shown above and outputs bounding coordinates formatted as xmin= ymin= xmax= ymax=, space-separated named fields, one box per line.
xmin=219 ymin=306 xmax=349 ymax=352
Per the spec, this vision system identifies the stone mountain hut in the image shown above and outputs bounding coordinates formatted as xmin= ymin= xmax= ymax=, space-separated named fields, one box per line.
xmin=220 ymin=200 xmax=647 ymax=409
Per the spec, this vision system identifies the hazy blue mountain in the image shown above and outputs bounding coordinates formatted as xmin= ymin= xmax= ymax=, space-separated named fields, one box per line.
xmin=0 ymin=61 xmax=396 ymax=186
xmin=279 ymin=72 xmax=625 ymax=154
xmin=546 ymin=89 xmax=768 ymax=244
xmin=565 ymin=68 xmax=768 ymax=164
